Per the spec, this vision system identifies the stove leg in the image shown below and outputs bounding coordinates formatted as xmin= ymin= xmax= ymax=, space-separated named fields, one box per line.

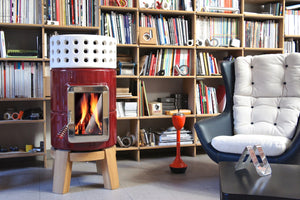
xmin=52 ymin=149 xmax=72 ymax=194
xmin=102 ymin=146 xmax=119 ymax=190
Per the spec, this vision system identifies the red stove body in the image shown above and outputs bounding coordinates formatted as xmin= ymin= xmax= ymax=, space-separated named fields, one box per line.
xmin=51 ymin=68 xmax=116 ymax=151
xmin=50 ymin=35 xmax=117 ymax=151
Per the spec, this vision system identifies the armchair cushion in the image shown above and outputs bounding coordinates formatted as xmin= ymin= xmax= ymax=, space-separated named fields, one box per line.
xmin=233 ymin=54 xmax=300 ymax=139
xmin=211 ymin=134 xmax=291 ymax=156
xmin=233 ymin=96 xmax=300 ymax=139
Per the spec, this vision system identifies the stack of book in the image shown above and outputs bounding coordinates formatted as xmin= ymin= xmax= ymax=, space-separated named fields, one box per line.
xmin=156 ymin=127 xmax=193 ymax=146
xmin=158 ymin=97 xmax=176 ymax=113
xmin=116 ymin=87 xmax=132 ymax=97
xmin=124 ymin=102 xmax=137 ymax=117
xmin=117 ymin=101 xmax=137 ymax=117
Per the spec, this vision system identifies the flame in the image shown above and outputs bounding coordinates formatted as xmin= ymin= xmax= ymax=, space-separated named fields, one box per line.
xmin=75 ymin=93 xmax=102 ymax=135
xmin=80 ymin=94 xmax=89 ymax=124
xmin=90 ymin=93 xmax=102 ymax=132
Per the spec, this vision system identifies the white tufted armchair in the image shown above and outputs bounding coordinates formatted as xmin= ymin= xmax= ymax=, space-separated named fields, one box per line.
xmin=194 ymin=53 xmax=300 ymax=164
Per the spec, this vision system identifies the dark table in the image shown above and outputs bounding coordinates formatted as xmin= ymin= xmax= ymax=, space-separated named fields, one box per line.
xmin=219 ymin=162 xmax=300 ymax=200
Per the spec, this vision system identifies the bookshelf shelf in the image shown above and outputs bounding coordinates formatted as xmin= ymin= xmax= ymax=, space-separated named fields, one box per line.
xmin=117 ymin=44 xmax=139 ymax=48
xmin=196 ymin=76 xmax=223 ymax=79
xmin=196 ymin=47 xmax=243 ymax=50
xmin=139 ymin=8 xmax=195 ymax=15
xmin=244 ymin=48 xmax=284 ymax=51
xmin=116 ymin=147 xmax=139 ymax=151
xmin=139 ymin=144 xmax=195 ymax=150
xmin=285 ymin=35 xmax=300 ymax=39
xmin=139 ymin=45 xmax=195 ymax=49
xmin=0 ymin=98 xmax=47 ymax=102
xmin=0 ymin=23 xmax=43 ymax=28
xmin=0 ymin=120 xmax=45 ymax=125
xmin=196 ymin=12 xmax=243 ymax=18
xmin=0 ymin=58 xmax=44 ymax=62
xmin=100 ymin=6 xmax=138 ymax=11
xmin=0 ymin=152 xmax=45 ymax=159
xmin=43 ymin=25 xmax=100 ymax=31
xmin=117 ymin=75 xmax=138 ymax=78
xmin=139 ymin=76 xmax=194 ymax=79
xmin=244 ymin=14 xmax=284 ymax=19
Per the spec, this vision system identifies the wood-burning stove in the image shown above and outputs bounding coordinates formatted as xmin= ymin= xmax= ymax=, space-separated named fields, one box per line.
xmin=50 ymin=35 xmax=117 ymax=151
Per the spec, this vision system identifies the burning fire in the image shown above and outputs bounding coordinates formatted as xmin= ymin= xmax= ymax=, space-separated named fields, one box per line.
xmin=75 ymin=93 xmax=102 ymax=135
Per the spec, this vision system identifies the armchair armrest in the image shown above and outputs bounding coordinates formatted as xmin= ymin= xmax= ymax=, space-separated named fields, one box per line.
xmin=194 ymin=111 xmax=233 ymax=144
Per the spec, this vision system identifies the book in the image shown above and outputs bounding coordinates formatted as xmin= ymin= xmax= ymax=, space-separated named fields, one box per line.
xmin=0 ymin=31 xmax=6 ymax=58
xmin=141 ymin=81 xmax=150 ymax=116
xmin=6 ymin=49 xmax=38 ymax=58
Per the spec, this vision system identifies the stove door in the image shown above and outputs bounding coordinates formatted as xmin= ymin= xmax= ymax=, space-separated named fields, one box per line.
xmin=67 ymin=85 xmax=109 ymax=143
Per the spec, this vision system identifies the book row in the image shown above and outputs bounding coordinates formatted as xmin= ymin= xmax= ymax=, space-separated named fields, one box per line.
xmin=244 ymin=20 xmax=278 ymax=48
xmin=44 ymin=0 xmax=97 ymax=26
xmin=196 ymin=16 xmax=239 ymax=47
xmin=196 ymin=0 xmax=239 ymax=13
xmin=0 ymin=0 xmax=41 ymax=24
xmin=196 ymin=52 xmax=220 ymax=76
xmin=140 ymin=14 xmax=191 ymax=46
xmin=196 ymin=81 xmax=225 ymax=114
xmin=100 ymin=12 xmax=136 ymax=44
xmin=284 ymin=39 xmax=300 ymax=53
xmin=285 ymin=10 xmax=300 ymax=36
xmin=139 ymin=49 xmax=191 ymax=76
xmin=0 ymin=62 xmax=43 ymax=99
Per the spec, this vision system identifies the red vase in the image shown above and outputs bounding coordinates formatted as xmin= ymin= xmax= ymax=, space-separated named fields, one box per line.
xmin=169 ymin=112 xmax=187 ymax=173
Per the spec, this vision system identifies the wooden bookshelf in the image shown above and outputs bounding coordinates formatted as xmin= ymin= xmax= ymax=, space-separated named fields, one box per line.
xmin=1 ymin=0 xmax=297 ymax=162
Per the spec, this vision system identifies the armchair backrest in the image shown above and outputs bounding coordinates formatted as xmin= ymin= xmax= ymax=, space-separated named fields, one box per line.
xmin=233 ymin=53 xmax=300 ymax=139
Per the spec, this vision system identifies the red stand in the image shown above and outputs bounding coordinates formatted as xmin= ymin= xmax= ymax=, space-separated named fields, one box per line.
xmin=169 ymin=112 xmax=187 ymax=173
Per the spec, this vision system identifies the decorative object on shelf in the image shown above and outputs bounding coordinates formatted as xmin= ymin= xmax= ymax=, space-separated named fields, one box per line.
xmin=196 ymin=39 xmax=204 ymax=46
xmin=115 ymin=0 xmax=128 ymax=7
xmin=235 ymin=145 xmax=272 ymax=177
xmin=169 ymin=112 xmax=187 ymax=174
xmin=205 ymin=38 xmax=219 ymax=47
xmin=139 ymin=27 xmax=157 ymax=45
xmin=117 ymin=134 xmax=137 ymax=148
xmin=230 ymin=39 xmax=241 ymax=47
xmin=148 ymin=102 xmax=162 ymax=115
xmin=25 ymin=144 xmax=33 ymax=152
xmin=140 ymin=0 xmax=155 ymax=8
xmin=117 ymin=61 xmax=136 ymax=75
xmin=161 ymin=0 xmax=172 ymax=10
xmin=174 ymin=65 xmax=189 ymax=76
